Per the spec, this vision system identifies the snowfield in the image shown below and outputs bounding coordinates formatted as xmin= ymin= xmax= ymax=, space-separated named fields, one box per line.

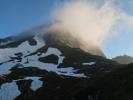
xmin=0 ymin=81 xmax=20 ymax=100
xmin=0 ymin=62 xmax=16 ymax=75
xmin=0 ymin=36 xmax=87 ymax=78
xmin=0 ymin=36 xmax=45 ymax=63
xmin=0 ymin=76 xmax=43 ymax=100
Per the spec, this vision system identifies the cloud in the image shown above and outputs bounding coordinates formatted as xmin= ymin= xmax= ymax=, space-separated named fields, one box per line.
xmin=46 ymin=0 xmax=133 ymax=56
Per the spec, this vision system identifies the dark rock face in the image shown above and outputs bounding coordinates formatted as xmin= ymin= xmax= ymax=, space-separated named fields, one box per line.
xmin=39 ymin=54 xmax=59 ymax=64
xmin=28 ymin=38 xmax=37 ymax=46
xmin=15 ymin=80 xmax=34 ymax=100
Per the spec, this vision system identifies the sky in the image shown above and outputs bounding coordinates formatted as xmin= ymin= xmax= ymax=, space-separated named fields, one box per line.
xmin=0 ymin=0 xmax=133 ymax=58
xmin=0 ymin=0 xmax=54 ymax=37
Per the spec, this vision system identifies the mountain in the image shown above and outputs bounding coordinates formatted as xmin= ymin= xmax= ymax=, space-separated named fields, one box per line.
xmin=75 ymin=63 xmax=133 ymax=100
xmin=112 ymin=55 xmax=133 ymax=64
xmin=44 ymin=30 xmax=105 ymax=57
xmin=0 ymin=29 xmax=132 ymax=100
xmin=0 ymin=36 xmax=15 ymax=45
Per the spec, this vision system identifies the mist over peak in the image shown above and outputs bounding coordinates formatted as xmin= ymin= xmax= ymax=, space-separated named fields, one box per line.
xmin=43 ymin=0 xmax=120 ymax=56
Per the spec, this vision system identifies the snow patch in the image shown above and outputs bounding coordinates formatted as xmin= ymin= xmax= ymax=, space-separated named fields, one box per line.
xmin=0 ymin=62 xmax=16 ymax=75
xmin=0 ymin=76 xmax=43 ymax=100
xmin=41 ymin=48 xmax=64 ymax=64
xmin=0 ymin=81 xmax=20 ymax=100
xmin=24 ymin=77 xmax=43 ymax=91
xmin=82 ymin=62 xmax=96 ymax=66
xmin=57 ymin=67 xmax=87 ymax=78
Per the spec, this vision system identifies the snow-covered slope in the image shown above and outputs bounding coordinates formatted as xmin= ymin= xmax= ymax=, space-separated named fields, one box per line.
xmin=0 ymin=35 xmax=87 ymax=78
xmin=0 ymin=33 xmax=120 ymax=100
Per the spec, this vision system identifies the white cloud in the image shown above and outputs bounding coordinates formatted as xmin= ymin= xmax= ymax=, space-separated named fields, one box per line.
xmin=47 ymin=0 xmax=133 ymax=55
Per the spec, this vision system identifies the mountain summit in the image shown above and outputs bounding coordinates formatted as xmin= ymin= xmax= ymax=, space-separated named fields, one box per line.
xmin=0 ymin=28 xmax=132 ymax=100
